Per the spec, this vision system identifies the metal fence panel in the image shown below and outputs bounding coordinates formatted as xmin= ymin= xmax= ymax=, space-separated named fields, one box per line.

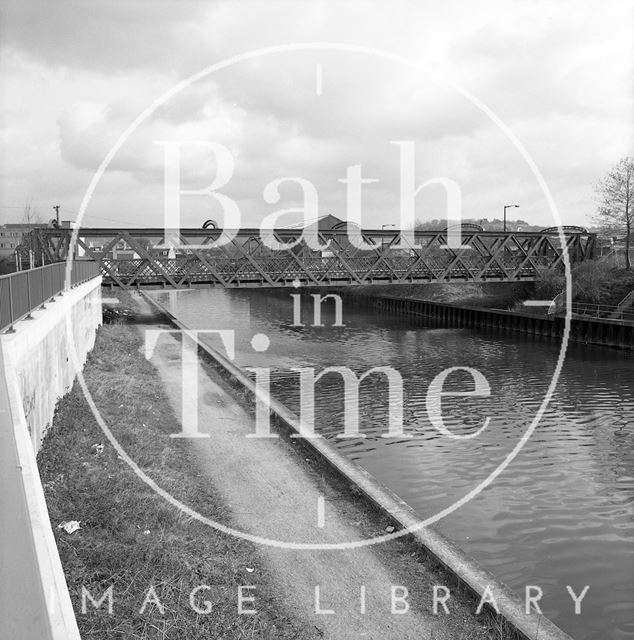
xmin=0 ymin=261 xmax=100 ymax=332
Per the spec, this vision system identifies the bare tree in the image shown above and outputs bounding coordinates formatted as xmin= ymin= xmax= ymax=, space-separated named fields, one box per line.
xmin=136 ymin=237 xmax=153 ymax=252
xmin=21 ymin=198 xmax=42 ymax=225
xmin=594 ymin=157 xmax=633 ymax=269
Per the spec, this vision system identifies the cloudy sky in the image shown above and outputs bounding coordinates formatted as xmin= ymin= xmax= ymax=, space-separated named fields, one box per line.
xmin=1 ymin=0 xmax=632 ymax=230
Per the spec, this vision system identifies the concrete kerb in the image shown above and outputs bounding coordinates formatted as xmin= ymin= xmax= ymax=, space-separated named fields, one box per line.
xmin=1 ymin=363 xmax=81 ymax=640
xmin=141 ymin=292 xmax=573 ymax=640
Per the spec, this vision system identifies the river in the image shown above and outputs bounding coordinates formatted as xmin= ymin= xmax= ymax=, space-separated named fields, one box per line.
xmin=153 ymin=287 xmax=634 ymax=640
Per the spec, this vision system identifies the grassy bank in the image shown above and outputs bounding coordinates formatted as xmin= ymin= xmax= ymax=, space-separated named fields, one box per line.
xmin=534 ymin=261 xmax=634 ymax=306
xmin=37 ymin=291 xmax=524 ymax=640
xmin=37 ymin=322 xmax=312 ymax=640
xmin=343 ymin=262 xmax=633 ymax=311
xmin=341 ymin=282 xmax=533 ymax=309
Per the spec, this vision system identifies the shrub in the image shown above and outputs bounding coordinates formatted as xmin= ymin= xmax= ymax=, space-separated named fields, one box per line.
xmin=570 ymin=260 xmax=613 ymax=303
xmin=534 ymin=260 xmax=615 ymax=304
xmin=0 ymin=257 xmax=16 ymax=275
xmin=534 ymin=266 xmax=566 ymax=300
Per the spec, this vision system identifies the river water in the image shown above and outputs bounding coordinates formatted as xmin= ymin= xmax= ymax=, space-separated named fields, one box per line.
xmin=154 ymin=287 xmax=634 ymax=640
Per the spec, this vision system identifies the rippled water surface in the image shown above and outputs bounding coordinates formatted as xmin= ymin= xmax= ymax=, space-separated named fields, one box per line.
xmin=155 ymin=288 xmax=634 ymax=640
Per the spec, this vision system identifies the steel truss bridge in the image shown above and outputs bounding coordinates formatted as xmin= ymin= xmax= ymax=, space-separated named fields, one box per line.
xmin=26 ymin=227 xmax=596 ymax=289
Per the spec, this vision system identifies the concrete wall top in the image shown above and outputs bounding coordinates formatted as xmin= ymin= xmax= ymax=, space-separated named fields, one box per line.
xmin=0 ymin=276 xmax=102 ymax=640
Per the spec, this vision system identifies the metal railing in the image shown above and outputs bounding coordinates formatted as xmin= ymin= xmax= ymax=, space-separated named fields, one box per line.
xmin=569 ymin=301 xmax=634 ymax=323
xmin=614 ymin=290 xmax=634 ymax=314
xmin=597 ymin=247 xmax=634 ymax=266
xmin=0 ymin=261 xmax=100 ymax=333
xmin=543 ymin=291 xmax=634 ymax=324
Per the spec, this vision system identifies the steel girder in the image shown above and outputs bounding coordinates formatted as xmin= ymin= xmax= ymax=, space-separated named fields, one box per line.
xmin=27 ymin=227 xmax=596 ymax=289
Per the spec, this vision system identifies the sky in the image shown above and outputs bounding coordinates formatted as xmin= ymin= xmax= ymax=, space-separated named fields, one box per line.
xmin=0 ymin=0 xmax=632 ymax=230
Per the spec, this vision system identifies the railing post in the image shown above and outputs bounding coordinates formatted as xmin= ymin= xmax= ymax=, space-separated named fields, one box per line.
xmin=26 ymin=271 xmax=33 ymax=319
xmin=58 ymin=262 xmax=64 ymax=295
xmin=40 ymin=267 xmax=47 ymax=309
xmin=7 ymin=275 xmax=15 ymax=333
xmin=48 ymin=265 xmax=55 ymax=302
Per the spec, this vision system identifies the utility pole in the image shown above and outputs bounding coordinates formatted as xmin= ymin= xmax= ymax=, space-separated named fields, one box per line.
xmin=53 ymin=205 xmax=60 ymax=226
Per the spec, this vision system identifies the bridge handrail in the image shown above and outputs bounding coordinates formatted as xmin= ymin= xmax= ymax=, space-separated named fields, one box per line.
xmin=0 ymin=261 xmax=100 ymax=333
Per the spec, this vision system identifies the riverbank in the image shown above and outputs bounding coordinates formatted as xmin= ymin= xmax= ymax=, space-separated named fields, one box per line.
xmin=533 ymin=262 xmax=634 ymax=307
xmin=344 ymin=282 xmax=532 ymax=309
xmin=37 ymin=322 xmax=312 ymax=639
xmin=343 ymin=293 xmax=633 ymax=350
xmin=37 ymin=293 xmax=506 ymax=639
xmin=345 ymin=263 xmax=634 ymax=311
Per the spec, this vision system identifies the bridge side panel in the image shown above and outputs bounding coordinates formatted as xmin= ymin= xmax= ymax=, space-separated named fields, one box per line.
xmin=29 ymin=229 xmax=596 ymax=288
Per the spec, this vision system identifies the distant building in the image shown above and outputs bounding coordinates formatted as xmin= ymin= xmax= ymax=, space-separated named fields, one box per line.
xmin=0 ymin=223 xmax=46 ymax=258
xmin=280 ymin=214 xmax=349 ymax=232
xmin=280 ymin=214 xmax=363 ymax=257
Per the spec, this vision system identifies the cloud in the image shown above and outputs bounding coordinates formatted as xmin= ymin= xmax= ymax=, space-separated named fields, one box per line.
xmin=0 ymin=0 xmax=632 ymax=230
xmin=0 ymin=0 xmax=210 ymax=72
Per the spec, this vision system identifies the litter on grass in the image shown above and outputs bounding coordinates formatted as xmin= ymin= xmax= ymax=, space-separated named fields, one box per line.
xmin=58 ymin=521 xmax=81 ymax=534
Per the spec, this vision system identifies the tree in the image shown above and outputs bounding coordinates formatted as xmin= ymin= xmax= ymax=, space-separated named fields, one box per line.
xmin=21 ymin=198 xmax=42 ymax=225
xmin=136 ymin=237 xmax=153 ymax=252
xmin=594 ymin=157 xmax=633 ymax=269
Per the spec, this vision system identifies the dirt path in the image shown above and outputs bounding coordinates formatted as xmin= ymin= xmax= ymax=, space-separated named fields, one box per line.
xmin=139 ymin=325 xmax=492 ymax=640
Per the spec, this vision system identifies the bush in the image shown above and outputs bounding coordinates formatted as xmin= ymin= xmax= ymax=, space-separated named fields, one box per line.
xmin=534 ymin=266 xmax=565 ymax=300
xmin=571 ymin=260 xmax=613 ymax=303
xmin=0 ymin=257 xmax=16 ymax=275
xmin=535 ymin=260 xmax=618 ymax=304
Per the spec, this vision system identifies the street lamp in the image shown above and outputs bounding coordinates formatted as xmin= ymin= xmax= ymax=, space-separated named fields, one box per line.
xmin=503 ymin=205 xmax=519 ymax=232
xmin=381 ymin=224 xmax=396 ymax=249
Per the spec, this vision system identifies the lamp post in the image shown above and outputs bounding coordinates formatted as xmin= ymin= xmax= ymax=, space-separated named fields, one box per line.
xmin=503 ymin=205 xmax=519 ymax=232
xmin=381 ymin=224 xmax=395 ymax=250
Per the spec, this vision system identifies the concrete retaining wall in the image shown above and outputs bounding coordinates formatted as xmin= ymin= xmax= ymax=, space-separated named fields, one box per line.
xmin=0 ymin=276 xmax=102 ymax=640
xmin=2 ymin=277 xmax=103 ymax=449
